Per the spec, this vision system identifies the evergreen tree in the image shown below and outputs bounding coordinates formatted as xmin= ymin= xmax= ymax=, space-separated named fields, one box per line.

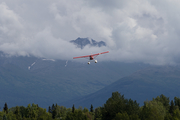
xmin=101 ymin=92 xmax=140 ymax=120
xmin=94 ymin=107 xmax=102 ymax=120
xmin=169 ymin=100 xmax=176 ymax=114
xmin=101 ymin=92 xmax=128 ymax=120
xmin=48 ymin=106 xmax=52 ymax=113
xmin=72 ymin=104 xmax=75 ymax=113
xmin=174 ymin=97 xmax=180 ymax=108
xmin=125 ymin=99 xmax=139 ymax=115
xmin=14 ymin=106 xmax=21 ymax=120
xmin=90 ymin=104 xmax=93 ymax=113
xmin=26 ymin=103 xmax=38 ymax=119
xmin=19 ymin=106 xmax=27 ymax=118
xmin=52 ymin=106 xmax=57 ymax=119
xmin=52 ymin=104 xmax=55 ymax=111
xmin=51 ymin=103 xmax=57 ymax=119
xmin=3 ymin=103 xmax=8 ymax=114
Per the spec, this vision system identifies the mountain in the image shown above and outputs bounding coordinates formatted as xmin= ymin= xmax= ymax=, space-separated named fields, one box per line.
xmin=61 ymin=66 xmax=180 ymax=108
xmin=0 ymin=55 xmax=148 ymax=109
xmin=70 ymin=37 xmax=106 ymax=49
xmin=4 ymin=38 xmax=180 ymax=110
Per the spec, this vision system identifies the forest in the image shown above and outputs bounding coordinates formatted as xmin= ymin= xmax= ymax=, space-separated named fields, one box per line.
xmin=1 ymin=91 xmax=180 ymax=120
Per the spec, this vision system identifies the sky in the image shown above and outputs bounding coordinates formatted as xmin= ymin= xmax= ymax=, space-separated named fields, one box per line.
xmin=0 ymin=0 xmax=180 ymax=65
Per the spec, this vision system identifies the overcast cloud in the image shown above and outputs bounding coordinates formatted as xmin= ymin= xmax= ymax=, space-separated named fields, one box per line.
xmin=0 ymin=0 xmax=180 ymax=65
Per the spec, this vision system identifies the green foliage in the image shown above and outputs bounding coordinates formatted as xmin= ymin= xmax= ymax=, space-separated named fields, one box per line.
xmin=129 ymin=114 xmax=140 ymax=120
xmin=101 ymin=92 xmax=127 ymax=120
xmin=125 ymin=99 xmax=140 ymax=115
xmin=26 ymin=103 xmax=39 ymax=118
xmin=14 ymin=106 xmax=20 ymax=120
xmin=169 ymin=100 xmax=176 ymax=114
xmin=37 ymin=107 xmax=50 ymax=120
xmin=154 ymin=94 xmax=170 ymax=111
xmin=174 ymin=97 xmax=180 ymax=109
xmin=3 ymin=114 xmax=7 ymax=120
xmin=55 ymin=105 xmax=68 ymax=119
xmin=2 ymin=93 xmax=180 ymax=120
xmin=101 ymin=91 xmax=140 ymax=120
xmin=140 ymin=100 xmax=166 ymax=120
xmin=72 ymin=104 xmax=75 ymax=113
xmin=6 ymin=111 xmax=17 ymax=120
xmin=48 ymin=106 xmax=51 ymax=113
xmin=172 ymin=109 xmax=180 ymax=120
xmin=90 ymin=104 xmax=93 ymax=113
xmin=164 ymin=113 xmax=173 ymax=120
xmin=66 ymin=109 xmax=88 ymax=120
xmin=51 ymin=104 xmax=57 ymax=119
xmin=83 ymin=107 xmax=89 ymax=113
xmin=3 ymin=103 xmax=8 ymax=114
xmin=94 ymin=107 xmax=102 ymax=120
xmin=113 ymin=112 xmax=129 ymax=120
xmin=0 ymin=111 xmax=4 ymax=119
xmin=19 ymin=106 xmax=27 ymax=118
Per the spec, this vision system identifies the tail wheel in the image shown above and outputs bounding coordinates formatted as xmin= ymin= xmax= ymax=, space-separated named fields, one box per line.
xmin=88 ymin=62 xmax=90 ymax=64
xmin=95 ymin=60 xmax=97 ymax=63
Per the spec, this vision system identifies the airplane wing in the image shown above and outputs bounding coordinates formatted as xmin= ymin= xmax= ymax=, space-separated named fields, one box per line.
xmin=91 ymin=51 xmax=109 ymax=56
xmin=73 ymin=51 xmax=109 ymax=59
xmin=73 ymin=55 xmax=91 ymax=59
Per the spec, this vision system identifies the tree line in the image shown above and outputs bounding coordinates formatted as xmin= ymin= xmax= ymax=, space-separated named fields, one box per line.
xmin=1 ymin=91 xmax=180 ymax=120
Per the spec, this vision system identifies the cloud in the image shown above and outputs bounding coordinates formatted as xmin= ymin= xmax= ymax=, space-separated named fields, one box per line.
xmin=0 ymin=0 xmax=180 ymax=65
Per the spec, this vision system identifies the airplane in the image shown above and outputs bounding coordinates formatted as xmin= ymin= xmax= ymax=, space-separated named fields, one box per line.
xmin=73 ymin=51 xmax=109 ymax=64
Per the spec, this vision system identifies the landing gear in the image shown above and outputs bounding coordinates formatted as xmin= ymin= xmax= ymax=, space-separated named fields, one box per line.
xmin=95 ymin=60 xmax=97 ymax=63
xmin=87 ymin=60 xmax=97 ymax=64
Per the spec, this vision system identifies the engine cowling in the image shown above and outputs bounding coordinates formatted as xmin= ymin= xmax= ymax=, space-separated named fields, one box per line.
xmin=95 ymin=60 xmax=97 ymax=63
xmin=88 ymin=62 xmax=90 ymax=64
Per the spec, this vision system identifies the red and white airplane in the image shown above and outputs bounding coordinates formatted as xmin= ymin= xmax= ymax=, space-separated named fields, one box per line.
xmin=73 ymin=51 xmax=109 ymax=64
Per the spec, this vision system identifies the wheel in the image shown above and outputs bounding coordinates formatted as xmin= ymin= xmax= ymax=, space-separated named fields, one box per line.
xmin=95 ymin=60 xmax=97 ymax=63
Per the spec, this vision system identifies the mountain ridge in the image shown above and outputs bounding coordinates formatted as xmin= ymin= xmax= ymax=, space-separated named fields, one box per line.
xmin=2 ymin=38 xmax=180 ymax=110
xmin=60 ymin=65 xmax=180 ymax=108
xmin=70 ymin=37 xmax=106 ymax=49
xmin=0 ymin=54 xmax=148 ymax=108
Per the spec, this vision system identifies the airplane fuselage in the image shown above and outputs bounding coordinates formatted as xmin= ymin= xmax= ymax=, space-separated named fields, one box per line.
xmin=90 ymin=55 xmax=94 ymax=60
